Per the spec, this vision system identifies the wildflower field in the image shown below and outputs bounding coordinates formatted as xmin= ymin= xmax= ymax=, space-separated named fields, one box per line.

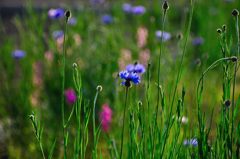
xmin=1 ymin=0 xmax=240 ymax=158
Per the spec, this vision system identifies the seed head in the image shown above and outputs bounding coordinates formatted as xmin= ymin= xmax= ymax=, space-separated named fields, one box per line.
xmin=232 ymin=9 xmax=239 ymax=17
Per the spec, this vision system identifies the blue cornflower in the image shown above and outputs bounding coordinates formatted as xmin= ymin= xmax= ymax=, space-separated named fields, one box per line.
xmin=183 ymin=138 xmax=198 ymax=147
xmin=101 ymin=14 xmax=113 ymax=25
xmin=192 ymin=37 xmax=204 ymax=46
xmin=52 ymin=30 xmax=64 ymax=40
xmin=12 ymin=50 xmax=26 ymax=59
xmin=126 ymin=63 xmax=145 ymax=74
xmin=48 ymin=8 xmax=65 ymax=19
xmin=90 ymin=0 xmax=105 ymax=5
xmin=68 ymin=17 xmax=77 ymax=26
xmin=119 ymin=70 xmax=141 ymax=87
xmin=155 ymin=30 xmax=171 ymax=42
xmin=131 ymin=6 xmax=146 ymax=15
xmin=122 ymin=3 xmax=132 ymax=13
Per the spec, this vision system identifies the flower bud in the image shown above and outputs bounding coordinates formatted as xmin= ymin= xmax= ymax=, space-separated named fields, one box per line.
xmin=162 ymin=1 xmax=169 ymax=11
xmin=96 ymin=85 xmax=103 ymax=92
xmin=72 ymin=63 xmax=78 ymax=68
xmin=65 ymin=10 xmax=71 ymax=19
xmin=224 ymin=100 xmax=231 ymax=108
xmin=232 ymin=9 xmax=239 ymax=17
xmin=216 ymin=28 xmax=222 ymax=34
xmin=231 ymin=56 xmax=238 ymax=62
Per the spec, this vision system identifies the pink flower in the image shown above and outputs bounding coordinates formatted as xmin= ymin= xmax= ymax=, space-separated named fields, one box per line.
xmin=100 ymin=104 xmax=112 ymax=132
xmin=64 ymin=88 xmax=77 ymax=105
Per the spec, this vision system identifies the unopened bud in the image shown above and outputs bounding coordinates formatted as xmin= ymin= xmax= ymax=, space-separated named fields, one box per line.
xmin=65 ymin=10 xmax=71 ymax=19
xmin=72 ymin=63 xmax=78 ymax=68
xmin=217 ymin=28 xmax=222 ymax=34
xmin=177 ymin=33 xmax=183 ymax=40
xmin=96 ymin=85 xmax=103 ymax=92
xmin=232 ymin=9 xmax=239 ymax=17
xmin=162 ymin=1 xmax=169 ymax=11
xmin=222 ymin=25 xmax=226 ymax=32
xmin=224 ymin=100 xmax=231 ymax=108
xmin=231 ymin=56 xmax=238 ymax=62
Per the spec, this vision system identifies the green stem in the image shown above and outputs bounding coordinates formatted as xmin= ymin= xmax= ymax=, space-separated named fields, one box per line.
xmin=231 ymin=60 xmax=238 ymax=155
xmin=61 ymin=16 xmax=69 ymax=159
xmin=160 ymin=1 xmax=194 ymax=157
xmin=93 ymin=88 xmax=100 ymax=159
xmin=120 ymin=87 xmax=129 ymax=159
xmin=39 ymin=142 xmax=46 ymax=159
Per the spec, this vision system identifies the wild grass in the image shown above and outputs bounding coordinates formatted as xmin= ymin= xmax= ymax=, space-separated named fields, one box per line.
xmin=0 ymin=0 xmax=240 ymax=158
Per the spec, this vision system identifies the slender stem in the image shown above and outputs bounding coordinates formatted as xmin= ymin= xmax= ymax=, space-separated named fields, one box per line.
xmin=160 ymin=1 xmax=194 ymax=157
xmin=93 ymin=89 xmax=100 ymax=159
xmin=231 ymin=60 xmax=238 ymax=155
xmin=236 ymin=15 xmax=239 ymax=58
xmin=156 ymin=5 xmax=167 ymax=126
xmin=153 ymin=5 xmax=167 ymax=158
xmin=39 ymin=142 xmax=46 ymax=159
xmin=120 ymin=87 xmax=129 ymax=159
xmin=61 ymin=16 xmax=68 ymax=159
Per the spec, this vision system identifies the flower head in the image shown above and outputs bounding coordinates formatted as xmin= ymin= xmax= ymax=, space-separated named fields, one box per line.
xmin=52 ymin=30 xmax=64 ymax=40
xmin=119 ymin=62 xmax=145 ymax=87
xmin=126 ymin=63 xmax=145 ymax=74
xmin=119 ymin=70 xmax=141 ymax=87
xmin=100 ymin=104 xmax=112 ymax=132
xmin=192 ymin=37 xmax=204 ymax=46
xmin=68 ymin=17 xmax=77 ymax=25
xmin=48 ymin=8 xmax=65 ymax=19
xmin=64 ymin=88 xmax=77 ymax=105
xmin=101 ymin=14 xmax=113 ymax=25
xmin=131 ymin=6 xmax=146 ymax=15
xmin=122 ymin=3 xmax=132 ymax=13
xmin=12 ymin=50 xmax=26 ymax=59
xmin=155 ymin=30 xmax=171 ymax=42
xmin=183 ymin=138 xmax=198 ymax=147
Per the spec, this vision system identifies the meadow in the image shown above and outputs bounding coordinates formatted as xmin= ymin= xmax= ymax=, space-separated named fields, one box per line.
xmin=0 ymin=0 xmax=240 ymax=158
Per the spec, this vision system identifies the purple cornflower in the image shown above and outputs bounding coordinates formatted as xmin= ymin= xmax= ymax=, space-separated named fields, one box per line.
xmin=52 ymin=30 xmax=64 ymax=40
xmin=68 ymin=17 xmax=77 ymax=26
xmin=192 ymin=37 xmax=204 ymax=46
xmin=12 ymin=50 xmax=26 ymax=59
xmin=119 ymin=70 xmax=141 ymax=87
xmin=101 ymin=14 xmax=113 ymax=25
xmin=122 ymin=3 xmax=132 ymax=13
xmin=126 ymin=63 xmax=145 ymax=74
xmin=90 ymin=0 xmax=105 ymax=5
xmin=48 ymin=8 xmax=65 ymax=19
xmin=99 ymin=104 xmax=112 ymax=132
xmin=131 ymin=6 xmax=146 ymax=15
xmin=183 ymin=138 xmax=198 ymax=147
xmin=64 ymin=88 xmax=77 ymax=105
xmin=155 ymin=30 xmax=171 ymax=42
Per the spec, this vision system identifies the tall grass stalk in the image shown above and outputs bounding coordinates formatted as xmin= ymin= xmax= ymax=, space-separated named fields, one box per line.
xmin=61 ymin=11 xmax=70 ymax=159
xmin=232 ymin=9 xmax=239 ymax=156
xmin=160 ymin=0 xmax=195 ymax=157
xmin=153 ymin=1 xmax=168 ymax=157
xmin=92 ymin=85 xmax=102 ymax=159
xmin=196 ymin=57 xmax=235 ymax=158
xmin=120 ymin=87 xmax=129 ymax=159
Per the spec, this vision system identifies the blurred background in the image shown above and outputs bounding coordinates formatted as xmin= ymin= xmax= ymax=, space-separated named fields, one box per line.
xmin=0 ymin=0 xmax=239 ymax=158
